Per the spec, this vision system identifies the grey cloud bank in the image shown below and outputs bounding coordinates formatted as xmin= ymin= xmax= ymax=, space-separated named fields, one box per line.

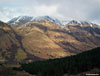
xmin=0 ymin=0 xmax=100 ymax=24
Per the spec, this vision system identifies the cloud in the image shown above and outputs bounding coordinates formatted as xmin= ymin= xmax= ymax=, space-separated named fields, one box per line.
xmin=34 ymin=5 xmax=60 ymax=17
xmin=0 ymin=0 xmax=100 ymax=24
xmin=0 ymin=7 xmax=28 ymax=22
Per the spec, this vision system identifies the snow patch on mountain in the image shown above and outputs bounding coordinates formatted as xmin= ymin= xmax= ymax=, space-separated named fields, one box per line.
xmin=7 ymin=16 xmax=33 ymax=25
xmin=32 ymin=16 xmax=62 ymax=25
xmin=67 ymin=20 xmax=96 ymax=27
xmin=7 ymin=16 xmax=99 ymax=28
xmin=7 ymin=16 xmax=62 ymax=25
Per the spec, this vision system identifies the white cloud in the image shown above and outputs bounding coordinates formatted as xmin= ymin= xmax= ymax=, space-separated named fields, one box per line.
xmin=34 ymin=5 xmax=58 ymax=16
xmin=0 ymin=0 xmax=100 ymax=24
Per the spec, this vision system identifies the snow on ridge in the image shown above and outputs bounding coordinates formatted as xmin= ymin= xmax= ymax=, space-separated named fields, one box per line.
xmin=66 ymin=20 xmax=96 ymax=27
xmin=8 ymin=15 xmax=62 ymax=25
xmin=7 ymin=16 xmax=98 ymax=27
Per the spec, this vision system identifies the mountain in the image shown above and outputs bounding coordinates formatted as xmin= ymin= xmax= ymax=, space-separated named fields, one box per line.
xmin=7 ymin=16 xmax=62 ymax=25
xmin=12 ymin=18 xmax=100 ymax=57
xmin=0 ymin=16 xmax=100 ymax=63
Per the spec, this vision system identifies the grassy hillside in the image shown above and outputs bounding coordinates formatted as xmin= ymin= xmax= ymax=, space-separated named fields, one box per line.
xmin=13 ymin=21 xmax=71 ymax=59
xmin=0 ymin=21 xmax=41 ymax=63
xmin=13 ymin=20 xmax=100 ymax=60
xmin=16 ymin=47 xmax=100 ymax=76
xmin=0 ymin=21 xmax=38 ymax=63
xmin=0 ymin=20 xmax=100 ymax=63
xmin=0 ymin=21 xmax=24 ymax=63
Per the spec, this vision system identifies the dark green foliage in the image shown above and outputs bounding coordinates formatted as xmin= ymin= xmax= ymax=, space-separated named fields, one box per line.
xmin=13 ymin=67 xmax=23 ymax=71
xmin=0 ymin=63 xmax=2 ymax=66
xmin=18 ymin=47 xmax=100 ymax=76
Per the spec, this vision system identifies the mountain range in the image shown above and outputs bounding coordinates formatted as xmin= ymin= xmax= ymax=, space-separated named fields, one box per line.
xmin=0 ymin=16 xmax=100 ymax=63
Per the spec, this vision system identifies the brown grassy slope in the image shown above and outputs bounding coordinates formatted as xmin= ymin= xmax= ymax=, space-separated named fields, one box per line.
xmin=0 ymin=21 xmax=28 ymax=63
xmin=67 ymin=25 xmax=100 ymax=50
xmin=13 ymin=21 xmax=71 ymax=59
xmin=13 ymin=20 xmax=100 ymax=60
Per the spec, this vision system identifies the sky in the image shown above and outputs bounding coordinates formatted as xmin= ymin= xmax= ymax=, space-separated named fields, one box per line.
xmin=0 ymin=0 xmax=100 ymax=24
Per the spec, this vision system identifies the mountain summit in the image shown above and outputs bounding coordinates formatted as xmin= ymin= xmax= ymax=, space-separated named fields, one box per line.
xmin=7 ymin=16 xmax=33 ymax=25
xmin=7 ymin=16 xmax=62 ymax=25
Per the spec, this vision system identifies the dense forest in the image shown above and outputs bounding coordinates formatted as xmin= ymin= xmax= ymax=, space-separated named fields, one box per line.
xmin=14 ymin=47 xmax=100 ymax=76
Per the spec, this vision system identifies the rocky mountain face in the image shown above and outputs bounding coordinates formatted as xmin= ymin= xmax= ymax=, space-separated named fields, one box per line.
xmin=0 ymin=16 xmax=100 ymax=63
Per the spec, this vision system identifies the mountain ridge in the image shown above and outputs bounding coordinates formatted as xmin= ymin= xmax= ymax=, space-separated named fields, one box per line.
xmin=7 ymin=16 xmax=100 ymax=27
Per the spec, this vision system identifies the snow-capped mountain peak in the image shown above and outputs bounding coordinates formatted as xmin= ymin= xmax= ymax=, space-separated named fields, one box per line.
xmin=33 ymin=16 xmax=62 ymax=25
xmin=7 ymin=16 xmax=33 ymax=25
xmin=7 ymin=15 xmax=62 ymax=25
xmin=7 ymin=16 xmax=99 ymax=28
